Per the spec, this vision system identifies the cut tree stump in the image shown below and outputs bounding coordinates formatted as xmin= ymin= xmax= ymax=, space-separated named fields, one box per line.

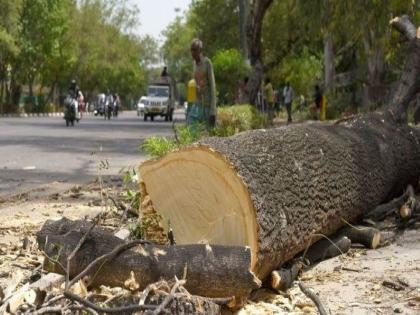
xmin=37 ymin=218 xmax=261 ymax=298
xmin=139 ymin=16 xmax=420 ymax=280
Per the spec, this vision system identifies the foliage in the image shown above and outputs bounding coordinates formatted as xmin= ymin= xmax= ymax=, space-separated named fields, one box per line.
xmin=142 ymin=105 xmax=266 ymax=157
xmin=141 ymin=136 xmax=178 ymax=158
xmin=187 ymin=0 xmax=240 ymax=58
xmin=212 ymin=49 xmax=249 ymax=104
xmin=161 ymin=16 xmax=195 ymax=84
xmin=120 ymin=166 xmax=141 ymax=213
xmin=212 ymin=105 xmax=266 ymax=137
xmin=141 ymin=123 xmax=206 ymax=158
xmin=272 ymin=48 xmax=323 ymax=98
xmin=0 ymin=0 xmax=154 ymax=113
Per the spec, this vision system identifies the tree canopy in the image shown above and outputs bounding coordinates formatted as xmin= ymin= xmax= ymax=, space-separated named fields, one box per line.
xmin=0 ymin=0 xmax=158 ymax=113
xmin=161 ymin=0 xmax=419 ymax=111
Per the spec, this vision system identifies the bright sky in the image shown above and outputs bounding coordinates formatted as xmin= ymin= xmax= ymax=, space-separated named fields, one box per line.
xmin=132 ymin=0 xmax=191 ymax=41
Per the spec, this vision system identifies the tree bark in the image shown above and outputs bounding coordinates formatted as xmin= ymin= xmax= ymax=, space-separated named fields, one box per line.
xmin=37 ymin=218 xmax=261 ymax=299
xmin=389 ymin=15 xmax=420 ymax=122
xmin=245 ymin=0 xmax=273 ymax=105
xmin=324 ymin=32 xmax=335 ymax=94
xmin=139 ymin=111 xmax=420 ymax=279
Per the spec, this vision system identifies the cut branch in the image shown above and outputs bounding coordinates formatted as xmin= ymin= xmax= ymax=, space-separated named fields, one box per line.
xmin=37 ymin=218 xmax=261 ymax=298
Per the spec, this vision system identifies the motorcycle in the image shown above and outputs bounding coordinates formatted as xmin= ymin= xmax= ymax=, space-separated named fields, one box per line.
xmin=104 ymin=95 xmax=113 ymax=120
xmin=113 ymin=100 xmax=119 ymax=118
xmin=63 ymin=96 xmax=78 ymax=127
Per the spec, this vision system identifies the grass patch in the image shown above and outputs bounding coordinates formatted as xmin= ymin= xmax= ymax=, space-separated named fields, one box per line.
xmin=141 ymin=105 xmax=267 ymax=158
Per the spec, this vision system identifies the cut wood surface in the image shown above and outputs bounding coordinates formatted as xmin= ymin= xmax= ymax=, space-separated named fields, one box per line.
xmin=37 ymin=218 xmax=261 ymax=298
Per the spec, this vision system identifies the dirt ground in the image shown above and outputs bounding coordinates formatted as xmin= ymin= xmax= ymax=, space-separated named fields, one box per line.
xmin=0 ymin=178 xmax=419 ymax=315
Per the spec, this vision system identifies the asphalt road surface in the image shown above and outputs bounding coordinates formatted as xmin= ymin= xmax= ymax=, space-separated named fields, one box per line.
xmin=0 ymin=110 xmax=184 ymax=198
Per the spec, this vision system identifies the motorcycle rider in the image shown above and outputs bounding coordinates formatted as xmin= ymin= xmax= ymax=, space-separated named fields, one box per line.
xmin=113 ymin=93 xmax=120 ymax=117
xmin=104 ymin=89 xmax=114 ymax=120
xmin=68 ymin=79 xmax=82 ymax=120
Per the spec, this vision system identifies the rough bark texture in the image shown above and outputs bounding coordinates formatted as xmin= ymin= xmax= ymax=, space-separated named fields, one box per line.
xmin=141 ymin=112 xmax=420 ymax=280
xmin=37 ymin=218 xmax=260 ymax=298
xmin=304 ymin=236 xmax=351 ymax=265
xmin=245 ymin=0 xmax=273 ymax=104
xmin=389 ymin=16 xmax=420 ymax=122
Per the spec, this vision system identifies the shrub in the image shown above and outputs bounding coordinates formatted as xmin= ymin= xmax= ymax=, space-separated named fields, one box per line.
xmin=141 ymin=105 xmax=267 ymax=157
xmin=212 ymin=104 xmax=267 ymax=137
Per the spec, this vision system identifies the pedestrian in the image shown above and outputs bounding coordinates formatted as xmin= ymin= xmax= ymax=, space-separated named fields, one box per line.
xmin=264 ymin=77 xmax=275 ymax=125
xmin=283 ymin=81 xmax=294 ymax=123
xmin=309 ymin=84 xmax=323 ymax=120
xmin=187 ymin=38 xmax=217 ymax=129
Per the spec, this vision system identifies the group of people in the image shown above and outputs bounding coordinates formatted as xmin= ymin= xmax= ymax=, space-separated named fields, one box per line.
xmin=260 ymin=80 xmax=325 ymax=125
xmin=67 ymin=80 xmax=121 ymax=119
xmin=97 ymin=90 xmax=120 ymax=118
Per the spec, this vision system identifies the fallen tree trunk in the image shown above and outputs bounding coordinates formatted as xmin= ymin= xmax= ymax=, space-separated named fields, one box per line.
xmin=37 ymin=218 xmax=261 ymax=298
xmin=140 ymin=113 xmax=420 ymax=279
xmin=139 ymin=16 xmax=420 ymax=280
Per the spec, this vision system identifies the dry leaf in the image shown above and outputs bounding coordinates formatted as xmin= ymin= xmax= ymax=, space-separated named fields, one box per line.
xmin=124 ymin=271 xmax=140 ymax=291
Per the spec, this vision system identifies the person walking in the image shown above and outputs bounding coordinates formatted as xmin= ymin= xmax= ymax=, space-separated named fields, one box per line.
xmin=188 ymin=38 xmax=217 ymax=129
xmin=264 ymin=77 xmax=275 ymax=125
xmin=310 ymin=84 xmax=323 ymax=120
xmin=283 ymin=82 xmax=294 ymax=123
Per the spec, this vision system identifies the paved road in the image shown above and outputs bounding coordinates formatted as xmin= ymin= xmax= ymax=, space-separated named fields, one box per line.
xmin=0 ymin=110 xmax=184 ymax=198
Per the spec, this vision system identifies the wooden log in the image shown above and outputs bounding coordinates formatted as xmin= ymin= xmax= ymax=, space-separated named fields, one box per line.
xmin=139 ymin=110 xmax=420 ymax=279
xmin=338 ymin=225 xmax=381 ymax=249
xmin=304 ymin=236 xmax=351 ymax=265
xmin=36 ymin=218 xmax=261 ymax=298
xmin=270 ymin=261 xmax=303 ymax=291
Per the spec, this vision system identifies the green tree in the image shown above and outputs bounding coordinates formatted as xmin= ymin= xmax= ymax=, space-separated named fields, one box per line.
xmin=161 ymin=16 xmax=195 ymax=85
xmin=0 ymin=0 xmax=22 ymax=113
xmin=212 ymin=49 xmax=249 ymax=104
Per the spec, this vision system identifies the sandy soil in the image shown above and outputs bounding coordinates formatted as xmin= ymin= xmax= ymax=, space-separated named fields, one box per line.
xmin=0 ymin=179 xmax=419 ymax=315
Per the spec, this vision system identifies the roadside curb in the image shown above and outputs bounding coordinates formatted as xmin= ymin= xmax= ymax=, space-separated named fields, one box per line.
xmin=0 ymin=112 xmax=95 ymax=118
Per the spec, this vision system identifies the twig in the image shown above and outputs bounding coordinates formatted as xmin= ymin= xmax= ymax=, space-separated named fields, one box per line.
xmin=68 ymin=239 xmax=150 ymax=288
xmin=31 ymin=304 xmax=99 ymax=315
xmin=341 ymin=266 xmax=362 ymax=272
xmin=298 ymin=282 xmax=328 ymax=315
xmin=139 ymin=281 xmax=165 ymax=306
xmin=43 ymin=294 xmax=65 ymax=307
xmin=64 ymin=291 xmax=156 ymax=314
xmin=108 ymin=196 xmax=124 ymax=211
xmin=153 ymin=278 xmax=186 ymax=315
xmin=66 ymin=220 xmax=98 ymax=289
xmin=40 ymin=250 xmax=66 ymax=274
xmin=301 ymin=233 xmax=345 ymax=262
